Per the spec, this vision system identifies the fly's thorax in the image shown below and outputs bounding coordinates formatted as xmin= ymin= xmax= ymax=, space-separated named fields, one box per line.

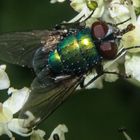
xmin=48 ymin=28 xmax=101 ymax=75
xmin=76 ymin=28 xmax=101 ymax=67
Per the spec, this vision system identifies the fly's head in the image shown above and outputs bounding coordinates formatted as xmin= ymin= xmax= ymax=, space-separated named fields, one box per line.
xmin=90 ymin=20 xmax=135 ymax=60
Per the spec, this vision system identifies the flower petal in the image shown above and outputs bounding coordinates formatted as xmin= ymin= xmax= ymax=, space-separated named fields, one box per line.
xmin=125 ymin=54 xmax=140 ymax=81
xmin=3 ymin=87 xmax=30 ymax=114
xmin=133 ymin=0 xmax=140 ymax=8
xmin=83 ymin=74 xmax=104 ymax=89
xmin=7 ymin=119 xmax=32 ymax=137
xmin=109 ymin=3 xmax=129 ymax=19
xmin=30 ymin=129 xmax=46 ymax=140
xmin=122 ymin=25 xmax=140 ymax=53
xmin=0 ymin=65 xmax=10 ymax=90
xmin=0 ymin=103 xmax=13 ymax=123
xmin=70 ymin=0 xmax=86 ymax=12
xmin=48 ymin=124 xmax=68 ymax=140
xmin=108 ymin=1 xmax=131 ymax=28
xmin=0 ymin=123 xmax=14 ymax=139
xmin=69 ymin=0 xmax=104 ymax=26
xmin=104 ymin=62 xmax=119 ymax=82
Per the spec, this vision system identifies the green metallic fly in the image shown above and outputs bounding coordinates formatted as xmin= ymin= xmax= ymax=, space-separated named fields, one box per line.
xmin=0 ymin=10 xmax=139 ymax=129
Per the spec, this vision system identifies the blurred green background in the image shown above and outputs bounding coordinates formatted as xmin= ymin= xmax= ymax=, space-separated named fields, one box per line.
xmin=0 ymin=0 xmax=140 ymax=140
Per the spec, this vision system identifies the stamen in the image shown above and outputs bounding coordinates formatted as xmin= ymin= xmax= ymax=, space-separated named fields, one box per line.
xmin=68 ymin=7 xmax=88 ymax=23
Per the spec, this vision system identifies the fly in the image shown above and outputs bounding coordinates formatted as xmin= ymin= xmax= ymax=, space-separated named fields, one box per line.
xmin=0 ymin=10 xmax=138 ymax=129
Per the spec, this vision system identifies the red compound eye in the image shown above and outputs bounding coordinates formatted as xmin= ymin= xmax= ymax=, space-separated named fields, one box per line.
xmin=91 ymin=21 xmax=108 ymax=39
xmin=98 ymin=41 xmax=118 ymax=59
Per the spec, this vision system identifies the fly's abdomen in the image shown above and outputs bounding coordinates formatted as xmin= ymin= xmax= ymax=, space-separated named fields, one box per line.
xmin=48 ymin=49 xmax=63 ymax=74
xmin=48 ymin=28 xmax=101 ymax=75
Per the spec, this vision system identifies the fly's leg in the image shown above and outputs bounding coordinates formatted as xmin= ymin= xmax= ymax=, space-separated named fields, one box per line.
xmin=79 ymin=76 xmax=86 ymax=88
xmin=83 ymin=64 xmax=131 ymax=89
xmin=115 ymin=46 xmax=140 ymax=59
xmin=96 ymin=64 xmax=129 ymax=78
xmin=83 ymin=73 xmax=103 ymax=88
xmin=82 ymin=45 xmax=140 ymax=88
xmin=83 ymin=71 xmax=130 ymax=88
xmin=105 ymin=17 xmax=131 ymax=28
xmin=103 ymin=71 xmax=131 ymax=79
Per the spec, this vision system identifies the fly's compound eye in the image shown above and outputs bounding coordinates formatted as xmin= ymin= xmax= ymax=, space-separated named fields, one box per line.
xmin=91 ymin=21 xmax=109 ymax=40
xmin=98 ymin=41 xmax=118 ymax=60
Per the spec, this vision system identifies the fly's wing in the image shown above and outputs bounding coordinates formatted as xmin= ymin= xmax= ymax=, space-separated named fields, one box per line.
xmin=19 ymin=69 xmax=82 ymax=128
xmin=0 ymin=30 xmax=61 ymax=68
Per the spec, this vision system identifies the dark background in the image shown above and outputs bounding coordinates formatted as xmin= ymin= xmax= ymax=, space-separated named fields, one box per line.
xmin=0 ymin=0 xmax=140 ymax=140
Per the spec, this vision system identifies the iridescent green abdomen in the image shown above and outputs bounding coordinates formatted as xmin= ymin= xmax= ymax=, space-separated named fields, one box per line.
xmin=48 ymin=28 xmax=101 ymax=75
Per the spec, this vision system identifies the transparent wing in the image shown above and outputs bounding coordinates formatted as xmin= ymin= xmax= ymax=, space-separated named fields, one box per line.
xmin=19 ymin=69 xmax=82 ymax=128
xmin=0 ymin=30 xmax=61 ymax=68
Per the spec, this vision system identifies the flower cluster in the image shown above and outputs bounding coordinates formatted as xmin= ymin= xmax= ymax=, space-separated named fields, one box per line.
xmin=0 ymin=65 xmax=68 ymax=139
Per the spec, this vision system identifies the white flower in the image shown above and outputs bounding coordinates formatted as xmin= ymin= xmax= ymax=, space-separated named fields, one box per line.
xmin=3 ymin=87 xmax=30 ymax=114
xmin=121 ymin=16 xmax=140 ymax=53
xmin=0 ymin=64 xmax=68 ymax=140
xmin=0 ymin=65 xmax=10 ymax=90
xmin=84 ymin=74 xmax=104 ymax=89
xmin=48 ymin=124 xmax=68 ymax=140
xmin=68 ymin=0 xmax=104 ymax=25
xmin=104 ymin=63 xmax=119 ymax=82
xmin=108 ymin=1 xmax=130 ymax=24
xmin=30 ymin=129 xmax=46 ymax=140
xmin=125 ymin=55 xmax=140 ymax=81
xmin=30 ymin=124 xmax=68 ymax=140
xmin=121 ymin=15 xmax=140 ymax=83
xmin=0 ymin=87 xmax=31 ymax=139
xmin=0 ymin=85 xmax=68 ymax=140
xmin=132 ymin=0 xmax=140 ymax=8
xmin=67 ymin=0 xmax=139 ymax=28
